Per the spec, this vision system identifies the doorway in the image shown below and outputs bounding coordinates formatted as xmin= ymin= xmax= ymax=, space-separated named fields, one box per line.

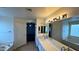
xmin=26 ymin=23 xmax=35 ymax=42
xmin=49 ymin=23 xmax=52 ymax=37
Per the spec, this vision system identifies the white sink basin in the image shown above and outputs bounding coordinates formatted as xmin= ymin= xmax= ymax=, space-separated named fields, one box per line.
xmin=0 ymin=43 xmax=13 ymax=51
xmin=0 ymin=45 xmax=9 ymax=51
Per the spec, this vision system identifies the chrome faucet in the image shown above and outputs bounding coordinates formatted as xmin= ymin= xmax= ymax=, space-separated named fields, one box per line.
xmin=61 ymin=46 xmax=71 ymax=51
xmin=61 ymin=46 xmax=66 ymax=51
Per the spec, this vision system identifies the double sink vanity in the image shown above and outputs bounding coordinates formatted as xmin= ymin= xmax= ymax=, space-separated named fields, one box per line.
xmin=35 ymin=35 xmax=75 ymax=51
xmin=36 ymin=16 xmax=79 ymax=51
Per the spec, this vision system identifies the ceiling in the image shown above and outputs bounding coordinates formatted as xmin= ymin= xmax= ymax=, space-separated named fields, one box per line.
xmin=0 ymin=7 xmax=60 ymax=19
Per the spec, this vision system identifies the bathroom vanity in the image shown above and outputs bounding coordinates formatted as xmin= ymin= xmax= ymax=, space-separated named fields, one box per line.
xmin=35 ymin=35 xmax=75 ymax=51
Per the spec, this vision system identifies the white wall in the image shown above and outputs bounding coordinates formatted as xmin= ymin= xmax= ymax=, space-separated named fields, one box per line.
xmin=12 ymin=17 xmax=36 ymax=49
xmin=0 ymin=16 xmax=14 ymax=45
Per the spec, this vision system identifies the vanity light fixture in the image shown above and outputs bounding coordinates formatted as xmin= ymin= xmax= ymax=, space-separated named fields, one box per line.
xmin=62 ymin=14 xmax=67 ymax=19
xmin=52 ymin=14 xmax=68 ymax=22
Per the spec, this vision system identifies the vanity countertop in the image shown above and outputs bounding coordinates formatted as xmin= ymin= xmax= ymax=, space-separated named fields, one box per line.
xmin=37 ymin=36 xmax=59 ymax=51
xmin=37 ymin=35 xmax=75 ymax=51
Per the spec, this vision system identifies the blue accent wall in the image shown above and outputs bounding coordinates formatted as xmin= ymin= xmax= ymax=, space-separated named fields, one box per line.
xmin=0 ymin=16 xmax=14 ymax=45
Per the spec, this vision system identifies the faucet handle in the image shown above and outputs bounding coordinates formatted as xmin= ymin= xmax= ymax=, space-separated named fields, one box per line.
xmin=61 ymin=46 xmax=66 ymax=51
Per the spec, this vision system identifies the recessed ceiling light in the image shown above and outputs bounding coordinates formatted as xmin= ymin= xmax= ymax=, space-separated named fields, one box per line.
xmin=25 ymin=8 xmax=32 ymax=12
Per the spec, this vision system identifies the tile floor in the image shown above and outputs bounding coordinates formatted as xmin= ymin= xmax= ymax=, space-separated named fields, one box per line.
xmin=14 ymin=41 xmax=38 ymax=51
